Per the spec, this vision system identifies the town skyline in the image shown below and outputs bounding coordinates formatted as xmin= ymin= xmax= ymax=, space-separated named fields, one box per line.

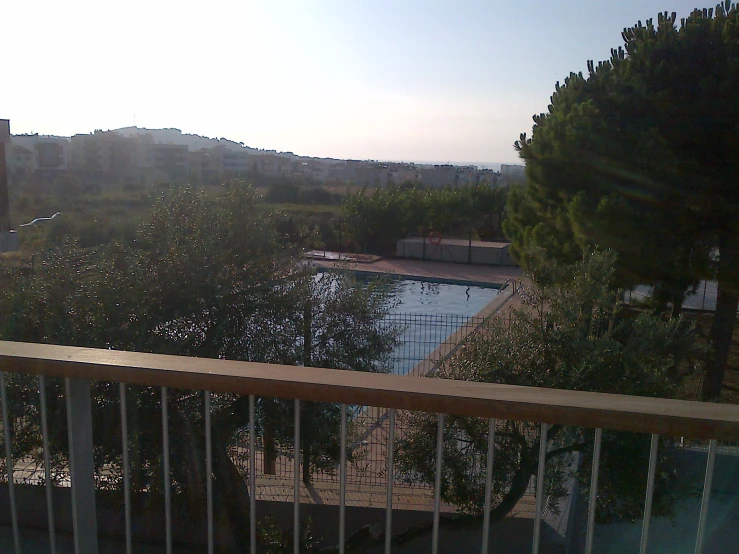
xmin=9 ymin=123 xmax=516 ymax=170
xmin=4 ymin=1 xmax=704 ymax=165
xmin=4 ymin=123 xmax=526 ymax=188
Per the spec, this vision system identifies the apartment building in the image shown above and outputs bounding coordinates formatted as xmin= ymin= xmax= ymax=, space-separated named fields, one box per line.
xmin=68 ymin=131 xmax=195 ymax=183
xmin=36 ymin=139 xmax=69 ymax=171
xmin=500 ymin=163 xmax=525 ymax=184
xmin=293 ymin=160 xmax=330 ymax=181
xmin=70 ymin=131 xmax=137 ymax=176
xmin=390 ymin=166 xmax=421 ymax=184
xmin=250 ymin=154 xmax=292 ymax=178
xmin=418 ymin=165 xmax=456 ymax=187
xmin=6 ymin=144 xmax=36 ymax=176
xmin=188 ymin=149 xmax=221 ymax=182
xmin=354 ymin=163 xmax=389 ymax=187
xmin=151 ymin=144 xmax=189 ymax=180
xmin=221 ymin=148 xmax=250 ymax=174
xmin=455 ymin=166 xmax=480 ymax=186
xmin=10 ymin=135 xmax=70 ymax=173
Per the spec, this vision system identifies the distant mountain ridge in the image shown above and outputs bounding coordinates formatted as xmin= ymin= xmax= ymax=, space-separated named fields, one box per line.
xmin=11 ymin=126 xmax=514 ymax=169
xmin=111 ymin=127 xmax=344 ymax=163
xmin=112 ymin=127 xmax=260 ymax=154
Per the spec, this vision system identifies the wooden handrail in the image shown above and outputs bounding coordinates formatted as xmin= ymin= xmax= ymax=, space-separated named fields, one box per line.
xmin=1 ymin=340 xmax=738 ymax=441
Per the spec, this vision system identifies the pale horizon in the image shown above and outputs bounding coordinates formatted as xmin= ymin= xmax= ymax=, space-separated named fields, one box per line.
xmin=4 ymin=0 xmax=705 ymax=164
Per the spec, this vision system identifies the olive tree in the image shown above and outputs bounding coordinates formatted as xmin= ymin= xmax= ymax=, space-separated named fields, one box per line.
xmin=0 ymin=184 xmax=399 ymax=549
xmin=396 ymin=251 xmax=698 ymax=524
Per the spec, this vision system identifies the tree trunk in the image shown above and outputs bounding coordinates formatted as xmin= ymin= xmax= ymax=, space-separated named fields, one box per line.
xmin=168 ymin=405 xmax=207 ymax=521
xmin=703 ymin=282 xmax=738 ymax=400
xmin=670 ymin=290 xmax=684 ymax=319
xmin=302 ymin=444 xmax=311 ymax=485
xmin=490 ymin=426 xmax=565 ymax=521
xmin=212 ymin=424 xmax=253 ymax=550
xmin=488 ymin=451 xmax=537 ymax=521
xmin=263 ymin=402 xmax=276 ymax=475
xmin=703 ymin=235 xmax=739 ymax=401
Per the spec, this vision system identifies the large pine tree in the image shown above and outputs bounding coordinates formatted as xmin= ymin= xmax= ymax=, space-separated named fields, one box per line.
xmin=505 ymin=2 xmax=739 ymax=400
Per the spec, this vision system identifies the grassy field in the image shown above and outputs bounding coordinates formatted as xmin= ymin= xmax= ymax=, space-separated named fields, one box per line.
xmin=6 ymin=181 xmax=345 ymax=254
xmin=263 ymin=202 xmax=343 ymax=216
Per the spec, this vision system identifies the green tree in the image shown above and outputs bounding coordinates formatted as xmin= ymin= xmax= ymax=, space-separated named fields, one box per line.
xmin=343 ymin=183 xmax=508 ymax=254
xmin=0 ymin=185 xmax=399 ymax=549
xmin=505 ymin=3 xmax=739 ymax=399
xmin=265 ymin=181 xmax=300 ymax=204
xmin=396 ymin=250 xmax=698 ymax=523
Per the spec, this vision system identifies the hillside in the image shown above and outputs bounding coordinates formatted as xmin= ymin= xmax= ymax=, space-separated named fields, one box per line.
xmin=112 ymin=126 xmax=259 ymax=153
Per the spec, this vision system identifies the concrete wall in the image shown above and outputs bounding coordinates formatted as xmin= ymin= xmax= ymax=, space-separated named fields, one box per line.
xmin=0 ymin=230 xmax=19 ymax=253
xmin=0 ymin=485 xmax=565 ymax=553
xmin=396 ymin=238 xmax=517 ymax=266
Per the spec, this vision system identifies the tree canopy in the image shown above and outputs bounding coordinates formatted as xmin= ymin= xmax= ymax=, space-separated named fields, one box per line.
xmin=0 ymin=185 xmax=399 ymax=550
xmin=396 ymin=250 xmax=698 ymax=524
xmin=343 ymin=183 xmax=508 ymax=254
xmin=504 ymin=2 xmax=739 ymax=399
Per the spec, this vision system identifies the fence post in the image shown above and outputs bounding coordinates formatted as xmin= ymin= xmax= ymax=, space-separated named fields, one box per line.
xmin=65 ymin=378 xmax=99 ymax=553
xmin=468 ymin=226 xmax=473 ymax=264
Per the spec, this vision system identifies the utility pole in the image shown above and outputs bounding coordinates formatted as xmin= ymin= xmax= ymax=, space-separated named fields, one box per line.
xmin=0 ymin=119 xmax=10 ymax=233
xmin=0 ymin=119 xmax=19 ymax=253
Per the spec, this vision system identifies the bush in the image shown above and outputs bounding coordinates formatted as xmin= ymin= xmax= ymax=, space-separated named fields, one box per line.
xmin=265 ymin=182 xmax=300 ymax=203
xmin=396 ymin=251 xmax=698 ymax=522
xmin=265 ymin=182 xmax=342 ymax=206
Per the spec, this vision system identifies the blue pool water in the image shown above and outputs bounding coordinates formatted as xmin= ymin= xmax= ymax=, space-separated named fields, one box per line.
xmin=390 ymin=279 xmax=499 ymax=317
xmin=385 ymin=279 xmax=499 ymax=375
xmin=315 ymin=271 xmax=499 ymax=374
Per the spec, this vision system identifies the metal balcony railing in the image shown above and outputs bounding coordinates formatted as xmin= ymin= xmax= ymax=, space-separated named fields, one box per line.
xmin=1 ymin=340 xmax=738 ymax=554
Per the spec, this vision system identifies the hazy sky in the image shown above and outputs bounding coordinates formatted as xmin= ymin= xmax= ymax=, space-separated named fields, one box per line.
xmin=4 ymin=0 xmax=707 ymax=164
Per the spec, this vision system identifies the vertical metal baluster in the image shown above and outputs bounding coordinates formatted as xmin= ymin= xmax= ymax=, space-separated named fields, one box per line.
xmin=384 ymin=409 xmax=396 ymax=554
xmin=39 ymin=376 xmax=56 ymax=554
xmin=1 ymin=372 xmax=20 ymax=554
xmin=532 ymin=423 xmax=549 ymax=554
xmin=119 ymin=383 xmax=131 ymax=554
xmin=204 ymin=391 xmax=213 ymax=554
xmin=640 ymin=434 xmax=659 ymax=554
xmin=249 ymin=395 xmax=256 ymax=554
xmin=161 ymin=386 xmax=172 ymax=554
xmin=294 ymin=399 xmax=300 ymax=554
xmin=431 ymin=413 xmax=445 ymax=554
xmin=339 ymin=404 xmax=347 ymax=554
xmin=585 ymin=428 xmax=603 ymax=554
xmin=65 ymin=378 xmax=98 ymax=554
xmin=695 ymin=439 xmax=717 ymax=554
xmin=481 ymin=418 xmax=496 ymax=554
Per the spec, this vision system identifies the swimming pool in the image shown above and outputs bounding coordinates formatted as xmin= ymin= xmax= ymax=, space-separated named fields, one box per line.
xmin=315 ymin=271 xmax=500 ymax=374
xmin=389 ymin=279 xmax=499 ymax=317
xmin=384 ymin=279 xmax=499 ymax=375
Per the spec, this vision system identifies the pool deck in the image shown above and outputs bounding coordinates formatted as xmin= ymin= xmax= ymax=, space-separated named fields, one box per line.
xmin=311 ymin=257 xmax=522 ymax=287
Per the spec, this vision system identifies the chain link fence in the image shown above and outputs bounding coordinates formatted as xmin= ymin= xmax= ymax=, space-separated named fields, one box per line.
xmin=229 ymin=312 xmax=491 ymax=489
xmin=1 ymin=312 xmax=493 ymax=494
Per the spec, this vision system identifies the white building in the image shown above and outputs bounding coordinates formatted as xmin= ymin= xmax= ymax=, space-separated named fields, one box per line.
xmin=500 ymin=164 xmax=526 ymax=184
xmin=9 ymin=134 xmax=70 ymax=173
